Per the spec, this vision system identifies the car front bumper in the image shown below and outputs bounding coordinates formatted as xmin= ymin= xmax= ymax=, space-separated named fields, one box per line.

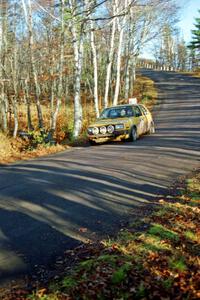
xmin=88 ymin=130 xmax=130 ymax=141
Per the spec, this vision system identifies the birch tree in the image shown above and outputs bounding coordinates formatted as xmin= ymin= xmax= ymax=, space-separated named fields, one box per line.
xmin=21 ymin=0 xmax=44 ymax=131
xmin=103 ymin=0 xmax=116 ymax=108
xmin=68 ymin=0 xmax=85 ymax=138
xmin=49 ymin=0 xmax=65 ymax=138
xmin=0 ymin=0 xmax=8 ymax=132
xmin=85 ymin=0 xmax=99 ymax=117
xmin=113 ymin=0 xmax=129 ymax=106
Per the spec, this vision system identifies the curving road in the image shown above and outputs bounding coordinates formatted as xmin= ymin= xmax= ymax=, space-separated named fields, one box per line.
xmin=0 ymin=70 xmax=199 ymax=283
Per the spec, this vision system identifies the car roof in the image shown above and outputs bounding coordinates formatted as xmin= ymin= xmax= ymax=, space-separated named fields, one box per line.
xmin=105 ymin=104 xmax=139 ymax=109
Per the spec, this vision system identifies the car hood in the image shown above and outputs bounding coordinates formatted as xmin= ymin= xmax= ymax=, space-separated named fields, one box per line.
xmin=89 ymin=118 xmax=131 ymax=127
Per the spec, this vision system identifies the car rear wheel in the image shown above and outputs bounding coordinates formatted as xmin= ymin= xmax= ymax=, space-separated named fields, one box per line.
xmin=129 ymin=127 xmax=137 ymax=142
xmin=147 ymin=122 xmax=155 ymax=134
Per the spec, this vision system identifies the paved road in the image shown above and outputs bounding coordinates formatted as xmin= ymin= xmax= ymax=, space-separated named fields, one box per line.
xmin=0 ymin=70 xmax=199 ymax=283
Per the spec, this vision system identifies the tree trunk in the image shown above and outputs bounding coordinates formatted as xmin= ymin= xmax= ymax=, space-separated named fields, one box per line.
xmin=104 ymin=7 xmax=116 ymax=108
xmin=90 ymin=24 xmax=99 ymax=118
xmin=113 ymin=0 xmax=128 ymax=106
xmin=0 ymin=86 xmax=8 ymax=132
xmin=24 ymin=78 xmax=33 ymax=131
xmin=10 ymin=7 xmax=19 ymax=138
xmin=0 ymin=1 xmax=8 ymax=132
xmin=21 ymin=0 xmax=44 ymax=131
xmin=11 ymin=96 xmax=18 ymax=138
xmin=72 ymin=34 xmax=83 ymax=138
xmin=69 ymin=0 xmax=84 ymax=139
xmin=50 ymin=0 xmax=65 ymax=137
xmin=113 ymin=26 xmax=124 ymax=106
xmin=124 ymin=57 xmax=130 ymax=99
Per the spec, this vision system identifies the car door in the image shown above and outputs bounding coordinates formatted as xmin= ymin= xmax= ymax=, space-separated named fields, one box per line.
xmin=134 ymin=106 xmax=146 ymax=135
xmin=139 ymin=105 xmax=153 ymax=132
xmin=138 ymin=105 xmax=149 ymax=133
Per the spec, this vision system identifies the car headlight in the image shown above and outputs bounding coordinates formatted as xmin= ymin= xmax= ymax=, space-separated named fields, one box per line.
xmin=87 ymin=127 xmax=93 ymax=134
xmin=100 ymin=126 xmax=107 ymax=134
xmin=107 ymin=125 xmax=114 ymax=133
xmin=92 ymin=127 xmax=99 ymax=135
xmin=115 ymin=124 xmax=124 ymax=130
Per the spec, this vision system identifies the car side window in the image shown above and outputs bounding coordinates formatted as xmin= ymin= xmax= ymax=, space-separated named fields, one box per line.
xmin=126 ymin=108 xmax=134 ymax=116
xmin=139 ymin=105 xmax=148 ymax=115
xmin=109 ymin=109 xmax=118 ymax=118
xmin=134 ymin=106 xmax=142 ymax=117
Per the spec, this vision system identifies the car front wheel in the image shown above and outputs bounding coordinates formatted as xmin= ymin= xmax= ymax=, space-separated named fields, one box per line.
xmin=129 ymin=127 xmax=137 ymax=142
xmin=89 ymin=140 xmax=96 ymax=146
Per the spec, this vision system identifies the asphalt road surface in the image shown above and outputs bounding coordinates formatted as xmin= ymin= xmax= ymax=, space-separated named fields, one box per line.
xmin=0 ymin=70 xmax=199 ymax=284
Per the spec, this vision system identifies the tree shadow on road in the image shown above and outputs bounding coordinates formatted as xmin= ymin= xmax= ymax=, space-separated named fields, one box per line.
xmin=0 ymin=208 xmax=80 ymax=285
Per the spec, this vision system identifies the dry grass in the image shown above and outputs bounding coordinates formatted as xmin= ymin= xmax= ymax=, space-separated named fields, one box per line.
xmin=0 ymin=132 xmax=15 ymax=161
xmin=181 ymin=69 xmax=200 ymax=78
xmin=0 ymin=131 xmax=68 ymax=164
xmin=191 ymin=71 xmax=200 ymax=78
xmin=132 ymin=75 xmax=157 ymax=110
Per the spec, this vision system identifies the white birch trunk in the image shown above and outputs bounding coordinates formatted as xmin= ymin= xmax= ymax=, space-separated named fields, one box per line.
xmin=113 ymin=26 xmax=124 ymax=106
xmin=21 ymin=0 xmax=44 ymax=130
xmin=73 ymin=35 xmax=83 ymax=138
xmin=104 ymin=17 xmax=116 ymax=108
xmin=10 ymin=59 xmax=18 ymax=138
xmin=0 ymin=3 xmax=8 ymax=132
xmin=24 ymin=78 xmax=33 ymax=131
xmin=124 ymin=57 xmax=130 ymax=99
xmin=10 ymin=5 xmax=19 ymax=138
xmin=85 ymin=0 xmax=99 ymax=117
xmin=0 ymin=16 xmax=2 ymax=80
xmin=69 ymin=0 xmax=83 ymax=138
xmin=0 ymin=12 xmax=3 ymax=130
xmin=113 ymin=0 xmax=127 ymax=106
xmin=50 ymin=0 xmax=65 ymax=136
xmin=0 ymin=85 xmax=8 ymax=132
xmin=90 ymin=24 xmax=99 ymax=118
xmin=124 ymin=23 xmax=132 ymax=99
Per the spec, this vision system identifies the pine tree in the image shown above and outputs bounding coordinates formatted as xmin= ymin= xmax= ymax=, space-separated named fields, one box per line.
xmin=189 ymin=10 xmax=200 ymax=52
xmin=188 ymin=10 xmax=200 ymax=68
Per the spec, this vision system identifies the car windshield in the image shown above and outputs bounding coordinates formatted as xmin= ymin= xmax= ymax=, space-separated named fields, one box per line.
xmin=100 ymin=106 xmax=134 ymax=119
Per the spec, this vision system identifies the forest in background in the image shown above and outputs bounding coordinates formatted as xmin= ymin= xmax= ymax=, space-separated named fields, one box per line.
xmin=0 ymin=0 xmax=197 ymax=142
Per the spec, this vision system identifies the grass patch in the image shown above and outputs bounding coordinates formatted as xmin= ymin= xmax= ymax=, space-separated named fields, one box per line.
xmin=136 ymin=282 xmax=147 ymax=299
xmin=62 ymin=277 xmax=77 ymax=289
xmin=79 ymin=258 xmax=95 ymax=271
xmin=169 ymin=256 xmax=187 ymax=272
xmin=118 ymin=230 xmax=137 ymax=242
xmin=111 ymin=262 xmax=132 ymax=284
xmin=187 ymin=177 xmax=200 ymax=194
xmin=142 ymin=235 xmax=172 ymax=252
xmin=97 ymin=254 xmax=118 ymax=265
xmin=162 ymin=278 xmax=174 ymax=290
xmin=148 ymin=224 xmax=179 ymax=242
xmin=184 ymin=230 xmax=197 ymax=242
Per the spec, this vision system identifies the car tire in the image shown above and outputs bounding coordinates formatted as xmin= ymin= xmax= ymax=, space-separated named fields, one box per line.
xmin=129 ymin=126 xmax=137 ymax=142
xmin=147 ymin=122 xmax=155 ymax=134
xmin=89 ymin=140 xmax=96 ymax=146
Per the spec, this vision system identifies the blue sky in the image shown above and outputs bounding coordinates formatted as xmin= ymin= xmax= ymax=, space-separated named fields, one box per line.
xmin=141 ymin=0 xmax=199 ymax=59
xmin=178 ymin=0 xmax=200 ymax=42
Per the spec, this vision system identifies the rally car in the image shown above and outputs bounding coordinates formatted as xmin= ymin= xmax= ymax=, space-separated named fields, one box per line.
xmin=87 ymin=104 xmax=155 ymax=145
